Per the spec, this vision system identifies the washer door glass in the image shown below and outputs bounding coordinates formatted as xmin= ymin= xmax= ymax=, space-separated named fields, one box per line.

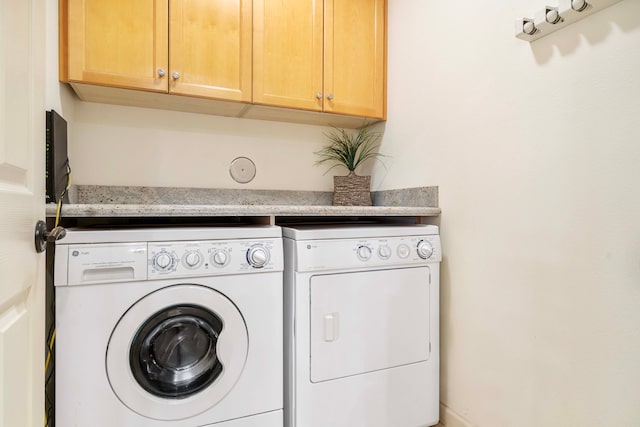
xmin=106 ymin=284 xmax=249 ymax=421
xmin=130 ymin=305 xmax=223 ymax=399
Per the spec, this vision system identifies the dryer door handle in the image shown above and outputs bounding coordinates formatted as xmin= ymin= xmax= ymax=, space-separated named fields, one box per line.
xmin=323 ymin=313 xmax=340 ymax=342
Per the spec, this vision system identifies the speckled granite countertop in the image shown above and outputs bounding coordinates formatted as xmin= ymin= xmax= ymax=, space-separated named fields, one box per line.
xmin=46 ymin=185 xmax=440 ymax=220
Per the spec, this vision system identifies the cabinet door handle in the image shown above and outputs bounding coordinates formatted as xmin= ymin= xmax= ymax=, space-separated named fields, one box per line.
xmin=157 ymin=68 xmax=166 ymax=77
xmin=172 ymin=71 xmax=180 ymax=80
xmin=316 ymin=92 xmax=323 ymax=100
xmin=327 ymin=93 xmax=334 ymax=101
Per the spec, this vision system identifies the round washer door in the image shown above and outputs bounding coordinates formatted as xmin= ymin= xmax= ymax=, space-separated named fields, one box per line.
xmin=106 ymin=284 xmax=248 ymax=421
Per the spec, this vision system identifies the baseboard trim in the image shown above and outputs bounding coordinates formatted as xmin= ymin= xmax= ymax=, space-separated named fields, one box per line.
xmin=439 ymin=403 xmax=474 ymax=427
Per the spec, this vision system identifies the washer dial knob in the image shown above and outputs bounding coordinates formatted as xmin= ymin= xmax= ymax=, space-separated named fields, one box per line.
xmin=417 ymin=240 xmax=434 ymax=259
xmin=378 ymin=244 xmax=392 ymax=260
xmin=356 ymin=245 xmax=372 ymax=261
xmin=182 ymin=251 xmax=202 ymax=269
xmin=247 ymin=245 xmax=270 ymax=268
xmin=152 ymin=251 xmax=176 ymax=271
xmin=211 ymin=249 xmax=230 ymax=267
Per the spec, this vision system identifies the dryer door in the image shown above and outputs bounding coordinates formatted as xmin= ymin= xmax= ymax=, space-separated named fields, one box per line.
xmin=309 ymin=267 xmax=430 ymax=383
xmin=106 ymin=284 xmax=248 ymax=421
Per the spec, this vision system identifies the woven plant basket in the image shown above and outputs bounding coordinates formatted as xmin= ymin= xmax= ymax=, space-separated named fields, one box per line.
xmin=333 ymin=172 xmax=372 ymax=206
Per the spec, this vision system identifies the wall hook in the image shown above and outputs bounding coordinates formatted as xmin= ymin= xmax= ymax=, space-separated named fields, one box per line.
xmin=515 ymin=0 xmax=623 ymax=42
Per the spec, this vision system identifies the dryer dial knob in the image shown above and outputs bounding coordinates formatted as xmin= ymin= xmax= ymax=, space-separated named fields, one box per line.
xmin=247 ymin=245 xmax=270 ymax=268
xmin=397 ymin=244 xmax=411 ymax=259
xmin=152 ymin=251 xmax=175 ymax=271
xmin=183 ymin=251 xmax=202 ymax=268
xmin=378 ymin=244 xmax=392 ymax=260
xmin=211 ymin=249 xmax=230 ymax=267
xmin=417 ymin=240 xmax=434 ymax=259
xmin=356 ymin=245 xmax=372 ymax=261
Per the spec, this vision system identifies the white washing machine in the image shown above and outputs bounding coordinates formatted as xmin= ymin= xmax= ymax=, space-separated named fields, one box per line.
xmin=282 ymin=224 xmax=441 ymax=427
xmin=53 ymin=226 xmax=283 ymax=427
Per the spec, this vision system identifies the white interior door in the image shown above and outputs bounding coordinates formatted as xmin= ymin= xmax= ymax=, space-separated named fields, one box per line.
xmin=0 ymin=0 xmax=46 ymax=425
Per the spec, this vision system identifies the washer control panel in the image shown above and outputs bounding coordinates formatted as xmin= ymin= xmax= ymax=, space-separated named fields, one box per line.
xmin=148 ymin=238 xmax=282 ymax=278
xmin=294 ymin=234 xmax=441 ymax=272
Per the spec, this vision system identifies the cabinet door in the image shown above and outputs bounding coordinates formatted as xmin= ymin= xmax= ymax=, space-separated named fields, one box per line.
xmin=169 ymin=0 xmax=252 ymax=102
xmin=325 ymin=0 xmax=386 ymax=119
xmin=62 ymin=0 xmax=168 ymax=92
xmin=253 ymin=0 xmax=323 ymax=111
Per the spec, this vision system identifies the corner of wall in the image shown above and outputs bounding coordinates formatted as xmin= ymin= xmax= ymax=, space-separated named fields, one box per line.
xmin=440 ymin=403 xmax=474 ymax=427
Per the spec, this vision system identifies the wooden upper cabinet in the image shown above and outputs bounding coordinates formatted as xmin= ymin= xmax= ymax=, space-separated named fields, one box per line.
xmin=169 ymin=0 xmax=252 ymax=102
xmin=59 ymin=0 xmax=386 ymax=124
xmin=61 ymin=0 xmax=169 ymax=92
xmin=60 ymin=0 xmax=252 ymax=101
xmin=253 ymin=0 xmax=386 ymax=119
xmin=253 ymin=0 xmax=324 ymax=111
xmin=325 ymin=0 xmax=386 ymax=119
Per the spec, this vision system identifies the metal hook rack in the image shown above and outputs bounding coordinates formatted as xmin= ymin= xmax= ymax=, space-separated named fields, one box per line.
xmin=515 ymin=0 xmax=623 ymax=42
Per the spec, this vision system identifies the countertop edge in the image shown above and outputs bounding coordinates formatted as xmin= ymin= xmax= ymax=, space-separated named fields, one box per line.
xmin=46 ymin=203 xmax=441 ymax=218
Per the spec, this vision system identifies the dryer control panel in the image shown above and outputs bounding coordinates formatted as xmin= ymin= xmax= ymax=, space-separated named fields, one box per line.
xmin=293 ymin=234 xmax=441 ymax=272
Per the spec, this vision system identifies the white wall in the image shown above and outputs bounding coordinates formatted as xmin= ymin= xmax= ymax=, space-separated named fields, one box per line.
xmin=45 ymin=1 xmax=640 ymax=425
xmin=68 ymin=104 xmax=340 ymax=190
xmin=377 ymin=1 xmax=640 ymax=426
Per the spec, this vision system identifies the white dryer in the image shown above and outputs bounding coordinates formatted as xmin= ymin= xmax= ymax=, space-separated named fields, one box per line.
xmin=282 ymin=224 xmax=441 ymax=427
xmin=54 ymin=226 xmax=283 ymax=427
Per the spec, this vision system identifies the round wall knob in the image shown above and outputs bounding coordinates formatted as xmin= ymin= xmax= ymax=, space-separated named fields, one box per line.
xmin=229 ymin=157 xmax=256 ymax=184
xmin=327 ymin=93 xmax=334 ymax=101
xmin=316 ymin=92 xmax=323 ymax=99
xmin=172 ymin=71 xmax=180 ymax=79
xmin=157 ymin=68 xmax=166 ymax=77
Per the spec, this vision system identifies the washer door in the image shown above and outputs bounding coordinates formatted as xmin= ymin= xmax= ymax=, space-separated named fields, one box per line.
xmin=106 ymin=284 xmax=248 ymax=421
